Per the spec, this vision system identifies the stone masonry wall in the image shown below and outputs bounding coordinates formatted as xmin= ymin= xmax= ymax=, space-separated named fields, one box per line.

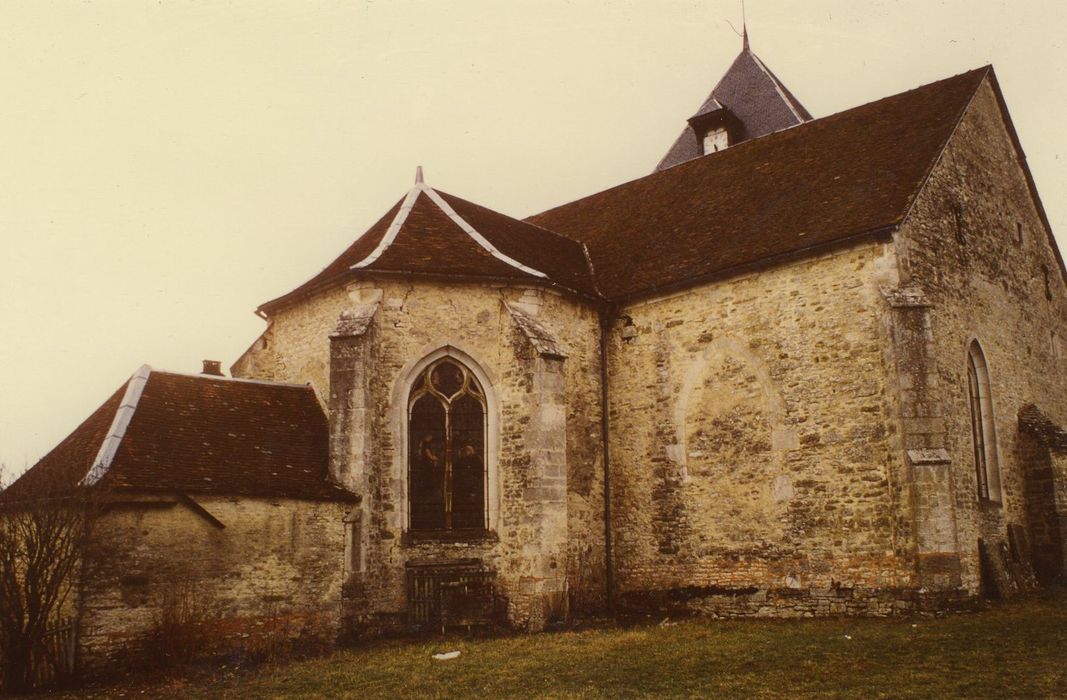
xmin=234 ymin=280 xmax=605 ymax=629
xmin=78 ymin=495 xmax=348 ymax=671
xmin=893 ymin=76 xmax=1067 ymax=592
xmin=607 ymin=238 xmax=916 ymax=613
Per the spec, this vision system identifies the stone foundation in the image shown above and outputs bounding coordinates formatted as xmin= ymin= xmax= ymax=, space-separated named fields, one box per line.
xmin=620 ymin=585 xmax=975 ymax=619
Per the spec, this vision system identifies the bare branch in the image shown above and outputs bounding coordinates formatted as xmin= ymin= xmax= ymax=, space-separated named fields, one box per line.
xmin=0 ymin=465 xmax=102 ymax=693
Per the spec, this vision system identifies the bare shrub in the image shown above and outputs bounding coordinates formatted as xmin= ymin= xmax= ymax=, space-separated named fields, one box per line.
xmin=0 ymin=470 xmax=101 ymax=694
xmin=143 ymin=578 xmax=218 ymax=669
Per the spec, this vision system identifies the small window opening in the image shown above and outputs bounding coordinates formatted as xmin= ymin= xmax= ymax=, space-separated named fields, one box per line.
xmin=703 ymin=128 xmax=729 ymax=154
xmin=1015 ymin=221 xmax=1024 ymax=246
xmin=1043 ymin=265 xmax=1053 ymax=301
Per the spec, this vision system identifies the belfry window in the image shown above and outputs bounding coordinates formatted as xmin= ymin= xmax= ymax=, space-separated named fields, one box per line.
xmin=703 ymin=127 xmax=729 ymax=154
xmin=408 ymin=358 xmax=488 ymax=531
xmin=966 ymin=341 xmax=1001 ymax=502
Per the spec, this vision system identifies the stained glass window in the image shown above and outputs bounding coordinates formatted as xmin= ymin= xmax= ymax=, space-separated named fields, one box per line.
xmin=408 ymin=358 xmax=488 ymax=531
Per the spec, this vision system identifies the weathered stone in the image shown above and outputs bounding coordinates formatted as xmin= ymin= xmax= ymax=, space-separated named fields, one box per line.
xmin=79 ymin=496 xmax=347 ymax=671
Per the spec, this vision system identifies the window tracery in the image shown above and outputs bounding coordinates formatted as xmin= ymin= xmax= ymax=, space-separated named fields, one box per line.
xmin=408 ymin=358 xmax=488 ymax=531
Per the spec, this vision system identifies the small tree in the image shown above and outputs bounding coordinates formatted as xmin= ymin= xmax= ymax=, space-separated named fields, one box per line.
xmin=0 ymin=467 xmax=100 ymax=694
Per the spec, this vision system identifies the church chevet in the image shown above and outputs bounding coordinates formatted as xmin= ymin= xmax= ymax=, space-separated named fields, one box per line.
xmin=7 ymin=33 xmax=1067 ymax=667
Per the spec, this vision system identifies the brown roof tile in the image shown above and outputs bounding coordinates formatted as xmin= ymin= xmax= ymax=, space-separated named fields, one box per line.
xmin=260 ymin=185 xmax=598 ymax=313
xmin=3 ymin=369 xmax=355 ymax=503
xmin=530 ymin=67 xmax=990 ymax=301
xmin=0 ymin=385 xmax=126 ymax=504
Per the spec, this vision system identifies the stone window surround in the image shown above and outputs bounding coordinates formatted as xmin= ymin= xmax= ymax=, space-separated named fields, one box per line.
xmin=390 ymin=344 xmax=502 ymax=536
xmin=966 ymin=337 xmax=1003 ymax=504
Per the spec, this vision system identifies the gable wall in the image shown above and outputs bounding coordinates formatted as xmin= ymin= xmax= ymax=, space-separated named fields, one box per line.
xmin=234 ymin=279 xmax=605 ymax=628
xmin=607 ymin=238 xmax=917 ymax=615
xmin=894 ymin=76 xmax=1067 ymax=592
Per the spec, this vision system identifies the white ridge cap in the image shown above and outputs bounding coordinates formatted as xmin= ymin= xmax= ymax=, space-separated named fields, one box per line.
xmin=83 ymin=364 xmax=152 ymax=486
xmin=421 ymin=186 xmax=547 ymax=279
xmin=350 ymin=168 xmax=547 ymax=279
xmin=351 ymin=184 xmax=422 ymax=270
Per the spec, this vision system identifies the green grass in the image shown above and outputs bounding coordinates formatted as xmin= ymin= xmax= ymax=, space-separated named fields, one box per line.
xmin=63 ymin=591 xmax=1067 ymax=699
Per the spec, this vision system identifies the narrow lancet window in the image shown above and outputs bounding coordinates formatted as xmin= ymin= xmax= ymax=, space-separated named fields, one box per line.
xmin=967 ymin=341 xmax=1001 ymax=502
xmin=408 ymin=358 xmax=487 ymax=531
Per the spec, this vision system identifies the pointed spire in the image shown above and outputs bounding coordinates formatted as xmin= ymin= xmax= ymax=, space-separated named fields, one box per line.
xmin=741 ymin=0 xmax=749 ymax=51
xmin=415 ymin=165 xmax=424 ymax=185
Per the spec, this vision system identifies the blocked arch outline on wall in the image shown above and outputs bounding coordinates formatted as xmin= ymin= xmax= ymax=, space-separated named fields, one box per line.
xmin=673 ymin=335 xmax=790 ymax=480
xmin=391 ymin=344 xmax=502 ymax=533
xmin=965 ymin=337 xmax=1003 ymax=504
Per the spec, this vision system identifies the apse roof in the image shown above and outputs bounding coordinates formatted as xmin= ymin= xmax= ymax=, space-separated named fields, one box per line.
xmin=259 ymin=170 xmax=599 ymax=312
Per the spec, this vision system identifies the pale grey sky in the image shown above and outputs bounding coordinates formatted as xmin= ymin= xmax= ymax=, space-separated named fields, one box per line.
xmin=2 ymin=0 xmax=1065 ymax=479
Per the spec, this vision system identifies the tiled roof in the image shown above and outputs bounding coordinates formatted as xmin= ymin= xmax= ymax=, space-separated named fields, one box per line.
xmin=2 ymin=368 xmax=355 ymax=503
xmin=656 ymin=47 xmax=812 ymax=171
xmin=259 ymin=179 xmax=598 ymax=313
xmin=529 ymin=67 xmax=990 ymax=301
xmin=0 ymin=385 xmax=127 ymax=504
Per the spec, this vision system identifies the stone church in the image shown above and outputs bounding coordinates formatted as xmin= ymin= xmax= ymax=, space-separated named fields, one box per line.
xmin=7 ymin=36 xmax=1067 ymax=664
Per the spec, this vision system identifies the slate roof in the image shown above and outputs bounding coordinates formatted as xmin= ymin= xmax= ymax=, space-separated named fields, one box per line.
xmin=2 ymin=368 xmax=355 ymax=503
xmin=656 ymin=46 xmax=812 ymax=171
xmin=529 ymin=67 xmax=991 ymax=301
xmin=260 ymin=178 xmax=598 ymax=313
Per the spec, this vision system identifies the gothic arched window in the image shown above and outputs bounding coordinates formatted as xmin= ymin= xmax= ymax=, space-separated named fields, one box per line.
xmin=408 ymin=358 xmax=487 ymax=531
xmin=967 ymin=340 xmax=1001 ymax=502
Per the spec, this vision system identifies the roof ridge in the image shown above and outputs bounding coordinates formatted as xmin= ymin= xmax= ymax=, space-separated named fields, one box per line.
xmin=434 ymin=189 xmax=605 ymax=297
xmin=351 ymin=178 xmax=549 ymax=280
xmin=150 ymin=367 xmax=313 ymax=389
xmin=350 ymin=185 xmax=423 ymax=269
xmin=531 ymin=65 xmax=993 ymax=221
xmin=437 ymin=188 xmax=587 ymax=250
xmin=421 ymin=186 xmax=548 ymax=279
xmin=82 ymin=364 xmax=152 ymax=486
xmin=746 ymin=51 xmax=807 ymax=123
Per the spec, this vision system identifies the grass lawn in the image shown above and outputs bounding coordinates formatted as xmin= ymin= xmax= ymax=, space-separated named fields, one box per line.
xmin=59 ymin=590 xmax=1067 ymax=699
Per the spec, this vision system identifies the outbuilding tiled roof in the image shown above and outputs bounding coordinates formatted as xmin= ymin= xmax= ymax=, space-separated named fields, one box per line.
xmin=0 ymin=385 xmax=128 ymax=504
xmin=529 ymin=67 xmax=991 ymax=301
xmin=2 ymin=368 xmax=355 ymax=503
xmin=259 ymin=177 xmax=598 ymax=313
xmin=656 ymin=45 xmax=812 ymax=171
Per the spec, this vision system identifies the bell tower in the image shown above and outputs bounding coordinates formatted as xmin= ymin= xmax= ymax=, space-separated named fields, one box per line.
xmin=656 ymin=27 xmax=812 ymax=171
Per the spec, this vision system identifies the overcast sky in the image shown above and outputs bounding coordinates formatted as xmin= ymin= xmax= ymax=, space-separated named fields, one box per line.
xmin=2 ymin=0 xmax=1065 ymax=480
